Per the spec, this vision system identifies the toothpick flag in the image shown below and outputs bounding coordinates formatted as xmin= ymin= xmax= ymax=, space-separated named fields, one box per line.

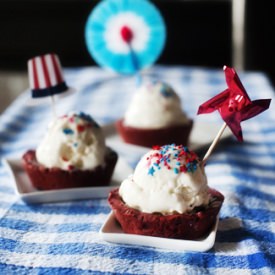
xmin=84 ymin=0 xmax=166 ymax=75
xmin=198 ymin=66 xmax=271 ymax=142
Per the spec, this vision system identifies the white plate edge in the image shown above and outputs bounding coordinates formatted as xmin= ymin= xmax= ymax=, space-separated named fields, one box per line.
xmin=2 ymin=157 xmax=132 ymax=203
xmin=99 ymin=211 xmax=219 ymax=252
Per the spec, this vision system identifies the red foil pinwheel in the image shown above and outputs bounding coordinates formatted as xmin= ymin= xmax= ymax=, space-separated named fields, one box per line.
xmin=198 ymin=66 xmax=271 ymax=141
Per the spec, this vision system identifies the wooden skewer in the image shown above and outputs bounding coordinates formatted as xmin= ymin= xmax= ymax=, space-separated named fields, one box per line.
xmin=202 ymin=122 xmax=227 ymax=165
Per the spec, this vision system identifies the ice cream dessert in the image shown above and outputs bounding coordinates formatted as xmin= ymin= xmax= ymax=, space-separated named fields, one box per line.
xmin=108 ymin=144 xmax=224 ymax=240
xmin=23 ymin=112 xmax=117 ymax=190
xmin=116 ymin=81 xmax=193 ymax=147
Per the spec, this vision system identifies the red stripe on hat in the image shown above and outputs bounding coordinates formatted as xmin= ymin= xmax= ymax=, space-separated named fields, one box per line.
xmin=32 ymin=59 xmax=39 ymax=89
xmin=41 ymin=55 xmax=51 ymax=88
xmin=51 ymin=54 xmax=63 ymax=83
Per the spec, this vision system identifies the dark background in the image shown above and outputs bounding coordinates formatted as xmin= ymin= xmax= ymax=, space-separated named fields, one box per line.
xmin=0 ymin=0 xmax=274 ymax=85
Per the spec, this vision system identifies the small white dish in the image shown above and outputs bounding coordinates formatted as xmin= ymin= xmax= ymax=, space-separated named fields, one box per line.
xmin=100 ymin=211 xmax=219 ymax=252
xmin=2 ymin=157 xmax=133 ymax=204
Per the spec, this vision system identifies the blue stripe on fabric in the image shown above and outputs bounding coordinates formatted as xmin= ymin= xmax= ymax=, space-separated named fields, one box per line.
xmin=216 ymin=228 xmax=275 ymax=243
xmin=208 ymin=169 xmax=275 ymax=186
xmin=247 ymin=253 xmax=275 ymax=270
xmin=235 ymin=185 xmax=275 ymax=203
xmin=223 ymin=147 xmax=275 ymax=158
xmin=231 ymin=171 xmax=275 ymax=186
xmin=0 ymin=263 xmax=124 ymax=275
xmin=1 ymin=239 xmax=275 ymax=270
xmin=209 ymin=159 xmax=275 ymax=172
xmin=244 ymin=127 xmax=275 ymax=135
xmin=256 ymin=140 xmax=275 ymax=147
xmin=1 ymin=237 xmax=273 ymax=270
xmin=0 ymin=201 xmax=110 ymax=215
xmin=0 ymin=146 xmax=30 ymax=156
xmin=220 ymin=206 xmax=275 ymax=222
xmin=0 ymin=132 xmax=22 ymax=144
xmin=0 ymin=219 xmax=101 ymax=233
xmin=0 ymin=109 xmax=47 ymax=131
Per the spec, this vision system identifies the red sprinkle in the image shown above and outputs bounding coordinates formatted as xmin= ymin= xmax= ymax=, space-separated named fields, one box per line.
xmin=77 ymin=125 xmax=85 ymax=132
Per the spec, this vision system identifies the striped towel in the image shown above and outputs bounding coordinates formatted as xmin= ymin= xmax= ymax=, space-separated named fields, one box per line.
xmin=0 ymin=66 xmax=274 ymax=274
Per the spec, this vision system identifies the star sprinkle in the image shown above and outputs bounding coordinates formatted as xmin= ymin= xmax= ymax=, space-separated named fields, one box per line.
xmin=148 ymin=166 xmax=155 ymax=176
xmin=197 ymin=66 xmax=271 ymax=141
xmin=146 ymin=144 xmax=199 ymax=176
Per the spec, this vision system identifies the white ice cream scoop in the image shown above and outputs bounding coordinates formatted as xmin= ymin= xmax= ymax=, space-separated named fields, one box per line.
xmin=124 ymin=81 xmax=189 ymax=129
xmin=119 ymin=144 xmax=210 ymax=214
xmin=36 ymin=112 xmax=106 ymax=171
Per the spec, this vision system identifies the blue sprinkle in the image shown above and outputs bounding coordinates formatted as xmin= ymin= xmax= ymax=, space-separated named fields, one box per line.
xmin=78 ymin=112 xmax=100 ymax=128
xmin=63 ymin=128 xmax=74 ymax=135
xmin=148 ymin=167 xmax=155 ymax=176
xmin=74 ymin=143 xmax=78 ymax=147
xmin=160 ymin=84 xmax=173 ymax=98
xmin=174 ymin=168 xmax=179 ymax=174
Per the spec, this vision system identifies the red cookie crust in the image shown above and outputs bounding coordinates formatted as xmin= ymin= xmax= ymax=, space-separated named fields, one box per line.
xmin=116 ymin=119 xmax=193 ymax=148
xmin=108 ymin=188 xmax=224 ymax=240
xmin=22 ymin=148 xmax=118 ymax=190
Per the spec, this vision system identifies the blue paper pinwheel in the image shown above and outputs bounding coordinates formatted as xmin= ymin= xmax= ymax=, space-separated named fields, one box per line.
xmin=85 ymin=0 xmax=166 ymax=74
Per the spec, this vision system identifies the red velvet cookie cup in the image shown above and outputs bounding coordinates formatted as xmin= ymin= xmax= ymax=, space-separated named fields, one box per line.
xmin=116 ymin=119 xmax=193 ymax=148
xmin=108 ymin=188 xmax=224 ymax=240
xmin=22 ymin=148 xmax=118 ymax=190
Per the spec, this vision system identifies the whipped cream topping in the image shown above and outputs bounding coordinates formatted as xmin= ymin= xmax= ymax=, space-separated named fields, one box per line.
xmin=123 ymin=81 xmax=189 ymax=129
xmin=119 ymin=144 xmax=210 ymax=214
xmin=36 ymin=112 xmax=106 ymax=171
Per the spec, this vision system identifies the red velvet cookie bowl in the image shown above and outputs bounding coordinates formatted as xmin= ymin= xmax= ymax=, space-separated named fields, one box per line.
xmin=22 ymin=148 xmax=118 ymax=190
xmin=108 ymin=188 xmax=224 ymax=240
xmin=116 ymin=119 xmax=193 ymax=148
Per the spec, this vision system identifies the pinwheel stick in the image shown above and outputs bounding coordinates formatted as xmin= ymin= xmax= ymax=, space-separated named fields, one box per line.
xmin=202 ymin=122 xmax=227 ymax=164
xmin=50 ymin=95 xmax=57 ymax=118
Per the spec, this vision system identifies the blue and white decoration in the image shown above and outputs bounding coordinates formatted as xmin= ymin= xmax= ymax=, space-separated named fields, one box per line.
xmin=85 ymin=0 xmax=166 ymax=74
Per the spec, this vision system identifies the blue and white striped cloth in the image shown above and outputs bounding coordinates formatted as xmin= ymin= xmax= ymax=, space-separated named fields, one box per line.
xmin=0 ymin=66 xmax=274 ymax=274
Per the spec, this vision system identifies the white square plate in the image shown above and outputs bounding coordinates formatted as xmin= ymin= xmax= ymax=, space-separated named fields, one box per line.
xmin=2 ymin=157 xmax=133 ymax=204
xmin=100 ymin=211 xmax=219 ymax=252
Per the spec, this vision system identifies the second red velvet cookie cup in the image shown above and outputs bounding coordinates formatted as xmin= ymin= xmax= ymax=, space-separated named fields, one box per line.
xmin=116 ymin=119 xmax=193 ymax=148
xmin=108 ymin=188 xmax=224 ymax=240
xmin=22 ymin=148 xmax=118 ymax=190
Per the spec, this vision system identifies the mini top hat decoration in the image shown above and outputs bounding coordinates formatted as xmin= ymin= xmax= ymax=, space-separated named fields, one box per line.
xmin=85 ymin=0 xmax=166 ymax=79
xmin=28 ymin=53 xmax=73 ymax=117
xmin=28 ymin=53 xmax=70 ymax=98
xmin=198 ymin=66 xmax=271 ymax=164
